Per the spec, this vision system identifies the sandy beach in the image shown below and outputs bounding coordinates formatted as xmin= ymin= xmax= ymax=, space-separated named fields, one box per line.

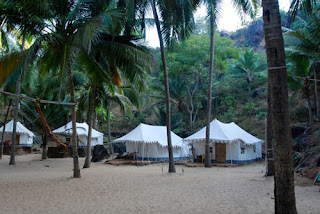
xmin=0 ymin=154 xmax=319 ymax=214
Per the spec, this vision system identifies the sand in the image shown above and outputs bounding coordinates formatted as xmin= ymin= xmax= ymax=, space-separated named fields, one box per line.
xmin=0 ymin=154 xmax=319 ymax=214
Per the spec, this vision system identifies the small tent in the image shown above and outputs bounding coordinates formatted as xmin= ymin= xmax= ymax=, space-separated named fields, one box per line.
xmin=0 ymin=120 xmax=34 ymax=147
xmin=184 ymin=119 xmax=263 ymax=164
xmin=113 ymin=123 xmax=189 ymax=161
xmin=51 ymin=121 xmax=103 ymax=147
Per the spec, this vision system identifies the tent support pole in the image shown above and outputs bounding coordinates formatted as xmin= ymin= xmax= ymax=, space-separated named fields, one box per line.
xmin=230 ymin=143 xmax=233 ymax=166
xmin=142 ymin=143 xmax=144 ymax=163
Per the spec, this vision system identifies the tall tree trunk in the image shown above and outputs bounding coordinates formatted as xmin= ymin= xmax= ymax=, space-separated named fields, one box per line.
xmin=266 ymin=79 xmax=274 ymax=176
xmin=84 ymin=84 xmax=96 ymax=168
xmin=262 ymin=0 xmax=297 ymax=213
xmin=151 ymin=0 xmax=175 ymax=173
xmin=106 ymin=102 xmax=114 ymax=154
xmin=42 ymin=130 xmax=47 ymax=160
xmin=0 ymin=99 xmax=12 ymax=159
xmin=9 ymin=36 xmax=26 ymax=165
xmin=314 ymin=68 xmax=319 ymax=119
xmin=205 ymin=8 xmax=215 ymax=168
xmin=67 ymin=64 xmax=81 ymax=178
xmin=306 ymin=94 xmax=313 ymax=126
xmin=107 ymin=102 xmax=111 ymax=143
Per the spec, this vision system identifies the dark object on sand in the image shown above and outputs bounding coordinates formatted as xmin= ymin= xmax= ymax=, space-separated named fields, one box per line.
xmin=91 ymin=145 xmax=110 ymax=162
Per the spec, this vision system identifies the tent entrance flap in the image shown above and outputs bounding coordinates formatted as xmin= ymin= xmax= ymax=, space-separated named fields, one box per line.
xmin=215 ymin=143 xmax=226 ymax=163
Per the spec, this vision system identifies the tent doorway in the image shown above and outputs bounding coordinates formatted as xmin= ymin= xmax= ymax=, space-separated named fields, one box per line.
xmin=15 ymin=135 xmax=20 ymax=145
xmin=215 ymin=143 xmax=226 ymax=163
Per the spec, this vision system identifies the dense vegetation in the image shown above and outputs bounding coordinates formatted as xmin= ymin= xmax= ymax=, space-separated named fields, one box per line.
xmin=1 ymin=3 xmax=319 ymax=143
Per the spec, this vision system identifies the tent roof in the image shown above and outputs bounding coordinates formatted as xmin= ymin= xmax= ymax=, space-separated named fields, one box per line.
xmin=184 ymin=119 xmax=263 ymax=145
xmin=113 ymin=123 xmax=183 ymax=147
xmin=53 ymin=121 xmax=103 ymax=138
xmin=0 ymin=120 xmax=34 ymax=137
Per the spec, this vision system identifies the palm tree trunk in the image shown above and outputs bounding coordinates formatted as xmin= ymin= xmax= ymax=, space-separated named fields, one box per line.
xmin=262 ymin=0 xmax=297 ymax=213
xmin=0 ymin=98 xmax=12 ymax=159
xmin=9 ymin=36 xmax=26 ymax=165
xmin=266 ymin=79 xmax=274 ymax=176
xmin=314 ymin=68 xmax=319 ymax=119
xmin=84 ymin=84 xmax=96 ymax=168
xmin=67 ymin=64 xmax=81 ymax=178
xmin=42 ymin=130 xmax=47 ymax=160
xmin=107 ymin=102 xmax=111 ymax=143
xmin=205 ymin=8 xmax=215 ymax=168
xmin=106 ymin=102 xmax=114 ymax=154
xmin=151 ymin=0 xmax=175 ymax=173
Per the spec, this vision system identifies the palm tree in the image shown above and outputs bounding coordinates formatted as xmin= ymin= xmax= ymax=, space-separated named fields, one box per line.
xmin=0 ymin=0 xmax=124 ymax=177
xmin=232 ymin=48 xmax=267 ymax=92
xmin=76 ymin=29 xmax=153 ymax=168
xmin=262 ymin=0 xmax=297 ymax=212
xmin=203 ymin=0 xmax=257 ymax=167
xmin=116 ymin=0 xmax=200 ymax=172
xmin=287 ymin=54 xmax=314 ymax=126
xmin=285 ymin=17 xmax=320 ymax=119
xmin=150 ymin=0 xmax=201 ymax=173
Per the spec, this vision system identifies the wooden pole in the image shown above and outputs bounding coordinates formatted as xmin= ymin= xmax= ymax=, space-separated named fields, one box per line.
xmin=0 ymin=90 xmax=76 ymax=106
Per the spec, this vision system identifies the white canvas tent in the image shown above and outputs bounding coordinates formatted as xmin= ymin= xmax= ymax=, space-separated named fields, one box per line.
xmin=51 ymin=121 xmax=103 ymax=147
xmin=184 ymin=119 xmax=263 ymax=164
xmin=0 ymin=120 xmax=34 ymax=146
xmin=113 ymin=123 xmax=189 ymax=161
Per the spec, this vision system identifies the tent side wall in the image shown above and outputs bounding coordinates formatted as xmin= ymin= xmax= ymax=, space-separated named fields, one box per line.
xmin=2 ymin=133 xmax=33 ymax=147
xmin=192 ymin=140 xmax=262 ymax=164
xmin=125 ymin=142 xmax=188 ymax=161
xmin=49 ymin=134 xmax=103 ymax=148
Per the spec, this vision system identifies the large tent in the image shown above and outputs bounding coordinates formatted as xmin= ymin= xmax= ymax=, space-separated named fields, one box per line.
xmin=184 ymin=119 xmax=263 ymax=164
xmin=113 ymin=123 xmax=189 ymax=161
xmin=51 ymin=121 xmax=104 ymax=147
xmin=0 ymin=120 xmax=34 ymax=146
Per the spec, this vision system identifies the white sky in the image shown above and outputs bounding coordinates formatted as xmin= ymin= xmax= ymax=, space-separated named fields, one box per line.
xmin=145 ymin=0 xmax=291 ymax=47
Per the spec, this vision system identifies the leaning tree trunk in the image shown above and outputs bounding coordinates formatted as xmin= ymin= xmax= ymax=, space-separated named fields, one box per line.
xmin=205 ymin=8 xmax=215 ymax=168
xmin=9 ymin=36 xmax=26 ymax=165
xmin=314 ymin=68 xmax=319 ymax=119
xmin=265 ymin=78 xmax=274 ymax=176
xmin=42 ymin=130 xmax=47 ymax=160
xmin=262 ymin=0 xmax=297 ymax=213
xmin=151 ymin=0 xmax=175 ymax=173
xmin=67 ymin=64 xmax=81 ymax=178
xmin=84 ymin=84 xmax=96 ymax=168
xmin=0 ymin=99 xmax=12 ymax=159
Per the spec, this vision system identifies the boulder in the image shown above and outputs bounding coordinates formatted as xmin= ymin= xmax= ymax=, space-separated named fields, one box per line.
xmin=91 ymin=145 xmax=110 ymax=162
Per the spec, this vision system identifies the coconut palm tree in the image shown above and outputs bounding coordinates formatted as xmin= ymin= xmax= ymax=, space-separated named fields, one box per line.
xmin=262 ymin=0 xmax=297 ymax=212
xmin=0 ymin=0 xmax=125 ymax=177
xmin=232 ymin=48 xmax=267 ymax=92
xmin=285 ymin=16 xmax=320 ymax=119
xmin=120 ymin=0 xmax=200 ymax=172
xmin=76 ymin=29 xmax=153 ymax=168
xmin=203 ymin=0 xmax=257 ymax=167
xmin=287 ymin=54 xmax=314 ymax=126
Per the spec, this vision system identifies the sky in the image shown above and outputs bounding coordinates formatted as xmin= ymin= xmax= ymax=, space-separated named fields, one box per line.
xmin=145 ymin=0 xmax=292 ymax=47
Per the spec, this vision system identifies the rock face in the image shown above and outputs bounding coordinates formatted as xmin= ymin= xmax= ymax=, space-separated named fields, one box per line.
xmin=246 ymin=20 xmax=264 ymax=48
xmin=91 ymin=145 xmax=110 ymax=162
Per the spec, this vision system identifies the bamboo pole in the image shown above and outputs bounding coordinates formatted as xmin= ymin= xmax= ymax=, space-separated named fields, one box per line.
xmin=0 ymin=90 xmax=76 ymax=106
